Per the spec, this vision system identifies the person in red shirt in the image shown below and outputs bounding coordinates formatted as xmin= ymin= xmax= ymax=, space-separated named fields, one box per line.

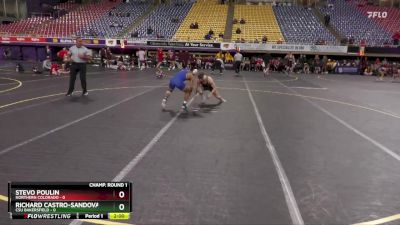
xmin=58 ymin=47 xmax=68 ymax=59
xmin=156 ymin=48 xmax=164 ymax=77
xmin=57 ymin=47 xmax=69 ymax=69
xmin=50 ymin=63 xmax=60 ymax=76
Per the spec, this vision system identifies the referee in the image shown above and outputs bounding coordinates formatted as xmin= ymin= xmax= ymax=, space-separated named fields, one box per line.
xmin=66 ymin=37 xmax=92 ymax=96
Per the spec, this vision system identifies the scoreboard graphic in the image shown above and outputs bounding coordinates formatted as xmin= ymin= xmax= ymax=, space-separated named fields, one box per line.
xmin=8 ymin=182 xmax=132 ymax=220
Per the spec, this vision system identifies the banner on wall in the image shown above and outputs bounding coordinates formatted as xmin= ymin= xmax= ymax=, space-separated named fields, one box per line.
xmin=220 ymin=42 xmax=348 ymax=53
xmin=0 ymin=36 xmax=47 ymax=43
xmin=147 ymin=41 xmax=220 ymax=48
xmin=106 ymin=39 xmax=117 ymax=47
xmin=127 ymin=40 xmax=147 ymax=45
xmin=367 ymin=11 xmax=387 ymax=19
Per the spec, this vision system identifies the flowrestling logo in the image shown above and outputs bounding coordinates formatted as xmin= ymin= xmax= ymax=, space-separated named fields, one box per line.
xmin=367 ymin=11 xmax=388 ymax=19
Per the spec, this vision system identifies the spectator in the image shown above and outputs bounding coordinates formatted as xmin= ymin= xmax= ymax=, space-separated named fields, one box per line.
xmin=45 ymin=45 xmax=51 ymax=58
xmin=324 ymin=14 xmax=330 ymax=26
xmin=349 ymin=36 xmax=355 ymax=45
xmin=32 ymin=64 xmax=42 ymax=74
xmin=205 ymin=56 xmax=214 ymax=69
xmin=182 ymin=51 xmax=190 ymax=69
xmin=118 ymin=55 xmax=124 ymax=63
xmin=57 ymin=47 xmax=69 ymax=70
xmin=196 ymin=56 xmax=202 ymax=69
xmin=204 ymin=34 xmax=212 ymax=40
xmin=218 ymin=33 xmax=224 ymax=38
xmin=212 ymin=57 xmax=224 ymax=74
xmin=262 ymin=35 xmax=268 ymax=43
xmin=208 ymin=28 xmax=214 ymax=35
xmin=16 ymin=63 xmax=24 ymax=73
xmin=106 ymin=47 xmax=112 ymax=68
xmin=224 ymin=52 xmax=233 ymax=63
xmin=392 ymin=30 xmax=400 ymax=45
xmin=100 ymin=48 xmax=106 ymax=68
xmin=341 ymin=37 xmax=348 ymax=45
xmin=147 ymin=26 xmax=153 ymax=35
xmin=190 ymin=23 xmax=195 ymax=29
xmin=233 ymin=18 xmax=238 ymax=24
xmin=316 ymin=39 xmax=325 ymax=45
xmin=131 ymin=31 xmax=138 ymax=38
xmin=42 ymin=56 xmax=52 ymax=71
xmin=3 ymin=47 xmax=11 ymax=60
xmin=216 ymin=51 xmax=224 ymax=61
xmin=168 ymin=50 xmax=178 ymax=70
xmin=285 ymin=52 xmax=295 ymax=73
xmin=314 ymin=58 xmax=322 ymax=74
xmin=136 ymin=48 xmax=146 ymax=70
xmin=364 ymin=65 xmax=373 ymax=76
xmin=194 ymin=22 xmax=199 ymax=29
xmin=303 ymin=62 xmax=310 ymax=74
xmin=50 ymin=63 xmax=60 ymax=76
xmin=382 ymin=58 xmax=388 ymax=66
xmin=239 ymin=18 xmax=246 ymax=24
xmin=236 ymin=28 xmax=241 ymax=34
xmin=322 ymin=55 xmax=328 ymax=73
xmin=57 ymin=47 xmax=68 ymax=63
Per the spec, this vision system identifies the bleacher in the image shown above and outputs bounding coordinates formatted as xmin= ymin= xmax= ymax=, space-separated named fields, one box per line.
xmin=0 ymin=16 xmax=53 ymax=35
xmin=231 ymin=4 xmax=284 ymax=43
xmin=77 ymin=0 xmax=151 ymax=38
xmin=131 ymin=1 xmax=193 ymax=39
xmin=54 ymin=1 xmax=79 ymax=11
xmin=1 ymin=0 xmax=399 ymax=47
xmin=319 ymin=0 xmax=391 ymax=45
xmin=0 ymin=1 xmax=79 ymax=36
xmin=274 ymin=5 xmax=335 ymax=44
xmin=173 ymin=0 xmax=228 ymax=41
xmin=355 ymin=4 xmax=400 ymax=36
xmin=29 ymin=0 xmax=121 ymax=37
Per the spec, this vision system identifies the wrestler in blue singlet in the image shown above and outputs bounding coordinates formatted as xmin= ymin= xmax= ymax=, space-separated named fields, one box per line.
xmin=169 ymin=69 xmax=189 ymax=91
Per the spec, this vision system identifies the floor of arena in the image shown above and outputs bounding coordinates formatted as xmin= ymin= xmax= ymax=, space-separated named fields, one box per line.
xmin=0 ymin=63 xmax=400 ymax=225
